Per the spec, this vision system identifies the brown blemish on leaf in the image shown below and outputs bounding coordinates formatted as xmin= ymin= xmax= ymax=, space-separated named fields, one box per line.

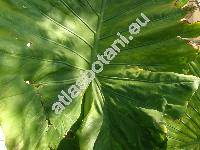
xmin=178 ymin=36 xmax=200 ymax=51
xmin=182 ymin=0 xmax=200 ymax=23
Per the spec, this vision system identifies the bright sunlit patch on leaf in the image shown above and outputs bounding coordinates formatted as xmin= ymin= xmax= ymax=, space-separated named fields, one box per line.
xmin=26 ymin=42 xmax=32 ymax=48
xmin=25 ymin=81 xmax=30 ymax=84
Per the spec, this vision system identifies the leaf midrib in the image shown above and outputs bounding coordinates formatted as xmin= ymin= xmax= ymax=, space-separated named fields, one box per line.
xmin=91 ymin=0 xmax=107 ymax=64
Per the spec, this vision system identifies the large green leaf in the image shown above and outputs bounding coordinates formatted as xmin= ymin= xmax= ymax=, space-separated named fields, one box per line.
xmin=0 ymin=0 xmax=199 ymax=149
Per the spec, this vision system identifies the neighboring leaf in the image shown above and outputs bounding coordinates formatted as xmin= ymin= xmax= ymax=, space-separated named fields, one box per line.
xmin=167 ymin=56 xmax=200 ymax=150
xmin=0 ymin=0 xmax=199 ymax=149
